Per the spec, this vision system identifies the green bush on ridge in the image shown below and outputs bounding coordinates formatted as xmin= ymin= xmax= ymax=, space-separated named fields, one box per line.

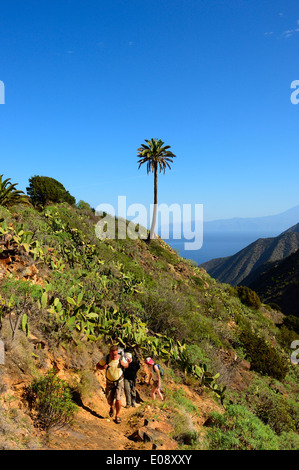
xmin=26 ymin=176 xmax=76 ymax=208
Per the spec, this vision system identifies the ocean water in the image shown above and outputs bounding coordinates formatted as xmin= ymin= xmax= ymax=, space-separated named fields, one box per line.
xmin=165 ymin=230 xmax=277 ymax=266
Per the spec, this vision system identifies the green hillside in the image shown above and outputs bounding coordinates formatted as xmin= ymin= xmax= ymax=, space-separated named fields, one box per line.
xmin=0 ymin=201 xmax=299 ymax=450
xmin=248 ymin=249 xmax=299 ymax=318
xmin=201 ymin=224 xmax=299 ymax=286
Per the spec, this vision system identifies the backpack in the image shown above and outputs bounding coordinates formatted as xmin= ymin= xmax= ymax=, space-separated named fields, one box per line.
xmin=154 ymin=363 xmax=164 ymax=377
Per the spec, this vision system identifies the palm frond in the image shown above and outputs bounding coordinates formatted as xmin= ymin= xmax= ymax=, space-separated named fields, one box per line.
xmin=0 ymin=174 xmax=30 ymax=208
xmin=137 ymin=138 xmax=176 ymax=174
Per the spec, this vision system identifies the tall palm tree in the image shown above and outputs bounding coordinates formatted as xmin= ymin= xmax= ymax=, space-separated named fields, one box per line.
xmin=0 ymin=175 xmax=30 ymax=208
xmin=137 ymin=138 xmax=176 ymax=243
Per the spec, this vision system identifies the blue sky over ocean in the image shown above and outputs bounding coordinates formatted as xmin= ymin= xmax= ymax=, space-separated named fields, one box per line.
xmin=1 ymin=0 xmax=299 ymax=221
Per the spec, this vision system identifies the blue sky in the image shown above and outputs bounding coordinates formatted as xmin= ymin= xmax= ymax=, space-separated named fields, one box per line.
xmin=1 ymin=0 xmax=299 ymax=222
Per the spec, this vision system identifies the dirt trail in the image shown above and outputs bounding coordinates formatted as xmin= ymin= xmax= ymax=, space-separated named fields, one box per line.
xmin=46 ymin=380 xmax=180 ymax=451
xmin=44 ymin=376 xmax=220 ymax=451
xmin=1 ymin=346 xmax=220 ymax=451
xmin=47 ymin=405 xmax=137 ymax=450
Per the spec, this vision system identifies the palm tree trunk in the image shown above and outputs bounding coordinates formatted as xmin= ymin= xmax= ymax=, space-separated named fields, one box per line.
xmin=147 ymin=165 xmax=158 ymax=243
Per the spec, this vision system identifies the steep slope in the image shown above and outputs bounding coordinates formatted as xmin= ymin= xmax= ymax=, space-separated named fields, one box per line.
xmin=200 ymin=223 xmax=299 ymax=286
xmin=247 ymin=249 xmax=299 ymax=317
xmin=0 ymin=203 xmax=298 ymax=450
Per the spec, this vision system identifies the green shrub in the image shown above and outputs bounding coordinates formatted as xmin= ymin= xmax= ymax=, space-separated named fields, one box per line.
xmin=240 ymin=327 xmax=288 ymax=381
xmin=266 ymin=302 xmax=282 ymax=312
xmin=23 ymin=369 xmax=77 ymax=432
xmin=204 ymin=404 xmax=279 ymax=450
xmin=235 ymin=286 xmax=261 ymax=310
xmin=283 ymin=315 xmax=299 ymax=334
xmin=148 ymin=241 xmax=179 ymax=266
xmin=191 ymin=275 xmax=205 ymax=288
xmin=166 ymin=388 xmax=200 ymax=447
xmin=170 ymin=388 xmax=198 ymax=415
xmin=243 ymin=379 xmax=299 ymax=436
xmin=0 ymin=278 xmax=42 ymax=306
xmin=278 ymin=431 xmax=299 ymax=450
xmin=278 ymin=325 xmax=298 ymax=352
xmin=255 ymin=394 xmax=298 ymax=435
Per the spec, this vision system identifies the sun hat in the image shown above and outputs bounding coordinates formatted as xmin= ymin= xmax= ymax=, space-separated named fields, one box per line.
xmin=145 ymin=357 xmax=155 ymax=365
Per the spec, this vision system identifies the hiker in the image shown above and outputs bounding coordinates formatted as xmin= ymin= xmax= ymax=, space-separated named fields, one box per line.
xmin=96 ymin=345 xmax=132 ymax=423
xmin=144 ymin=357 xmax=163 ymax=401
xmin=124 ymin=352 xmax=140 ymax=408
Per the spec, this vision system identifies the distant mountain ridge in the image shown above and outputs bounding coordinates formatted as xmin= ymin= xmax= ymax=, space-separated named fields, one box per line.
xmin=247 ymin=248 xmax=299 ymax=317
xmin=203 ymin=205 xmax=299 ymax=233
xmin=200 ymin=222 xmax=299 ymax=286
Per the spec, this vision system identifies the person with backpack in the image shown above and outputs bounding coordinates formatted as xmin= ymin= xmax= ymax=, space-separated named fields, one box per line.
xmin=145 ymin=357 xmax=164 ymax=401
xmin=96 ymin=345 xmax=131 ymax=423
xmin=124 ymin=352 xmax=140 ymax=408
